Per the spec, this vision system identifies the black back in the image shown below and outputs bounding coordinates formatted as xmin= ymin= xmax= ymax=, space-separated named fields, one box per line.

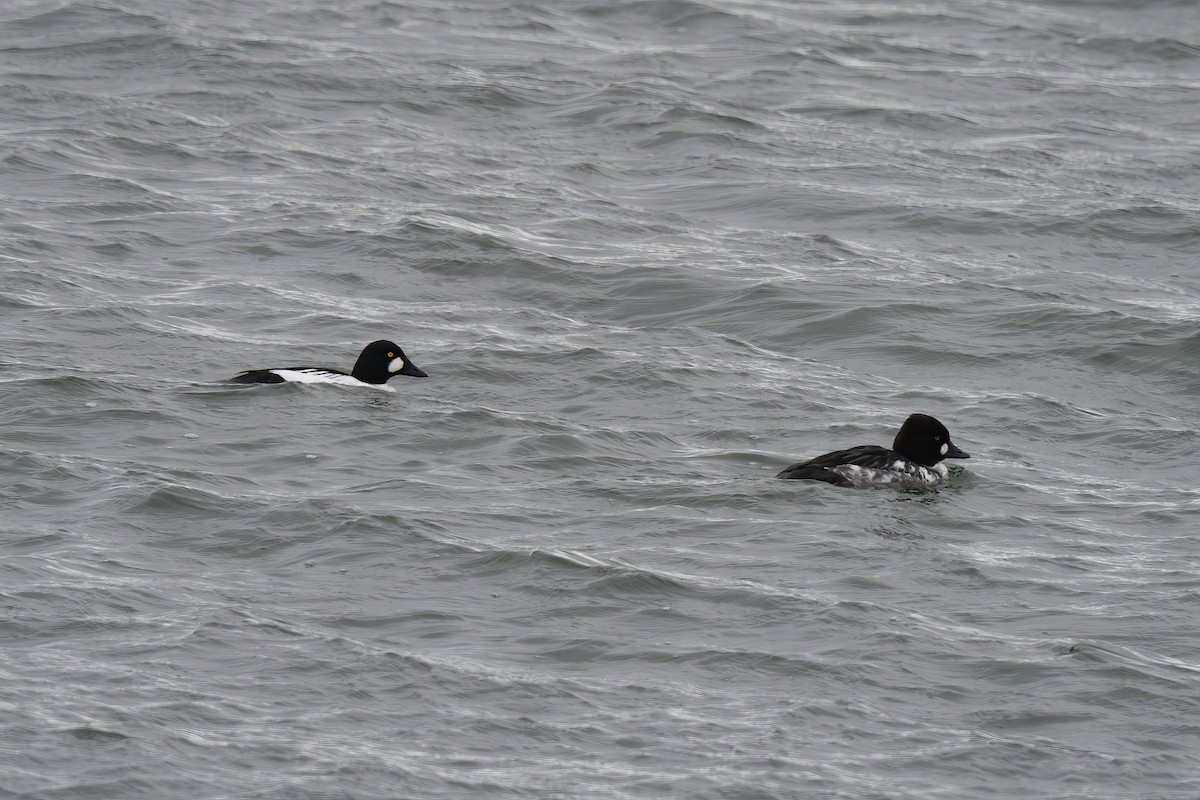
xmin=775 ymin=445 xmax=890 ymax=484
xmin=229 ymin=369 xmax=286 ymax=384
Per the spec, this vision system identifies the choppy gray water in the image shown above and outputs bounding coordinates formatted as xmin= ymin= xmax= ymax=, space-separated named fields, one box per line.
xmin=2 ymin=0 xmax=1199 ymax=797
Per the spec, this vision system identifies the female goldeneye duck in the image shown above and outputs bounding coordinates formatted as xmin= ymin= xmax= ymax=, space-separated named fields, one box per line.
xmin=228 ymin=339 xmax=428 ymax=390
xmin=775 ymin=413 xmax=969 ymax=487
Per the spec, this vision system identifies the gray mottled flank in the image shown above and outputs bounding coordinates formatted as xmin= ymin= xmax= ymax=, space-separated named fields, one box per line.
xmin=2 ymin=0 xmax=1198 ymax=798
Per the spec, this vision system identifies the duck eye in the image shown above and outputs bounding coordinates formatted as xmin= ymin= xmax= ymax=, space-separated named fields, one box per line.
xmin=387 ymin=352 xmax=395 ymax=358
xmin=934 ymin=435 xmax=941 ymax=441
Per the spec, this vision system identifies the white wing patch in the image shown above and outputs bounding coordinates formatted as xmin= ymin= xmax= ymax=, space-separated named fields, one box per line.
xmin=833 ymin=461 xmax=947 ymax=487
xmin=269 ymin=369 xmax=395 ymax=392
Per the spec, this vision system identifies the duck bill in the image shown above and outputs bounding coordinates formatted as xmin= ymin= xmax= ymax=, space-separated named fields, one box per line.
xmin=945 ymin=443 xmax=969 ymax=459
xmin=389 ymin=357 xmax=428 ymax=378
xmin=400 ymin=362 xmax=428 ymax=378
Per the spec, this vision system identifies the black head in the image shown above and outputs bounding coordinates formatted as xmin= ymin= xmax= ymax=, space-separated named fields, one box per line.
xmin=891 ymin=413 xmax=969 ymax=467
xmin=350 ymin=339 xmax=428 ymax=384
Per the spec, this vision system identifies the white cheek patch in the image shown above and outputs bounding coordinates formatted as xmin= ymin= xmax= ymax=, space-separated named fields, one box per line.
xmin=940 ymin=442 xmax=949 ymax=456
xmin=388 ymin=356 xmax=406 ymax=374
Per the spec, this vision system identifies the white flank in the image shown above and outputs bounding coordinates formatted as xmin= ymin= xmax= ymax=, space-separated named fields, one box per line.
xmin=268 ymin=369 xmax=396 ymax=392
xmin=834 ymin=461 xmax=947 ymax=487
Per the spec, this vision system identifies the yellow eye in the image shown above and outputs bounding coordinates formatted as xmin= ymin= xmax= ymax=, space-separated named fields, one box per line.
xmin=934 ymin=435 xmax=941 ymax=441
xmin=387 ymin=352 xmax=395 ymax=358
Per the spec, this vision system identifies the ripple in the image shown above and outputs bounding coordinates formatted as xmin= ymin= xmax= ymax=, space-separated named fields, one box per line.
xmin=2 ymin=0 xmax=1199 ymax=797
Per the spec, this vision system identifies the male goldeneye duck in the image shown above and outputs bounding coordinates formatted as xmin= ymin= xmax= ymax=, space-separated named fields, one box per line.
xmin=228 ymin=339 xmax=428 ymax=390
xmin=775 ymin=413 xmax=969 ymax=487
